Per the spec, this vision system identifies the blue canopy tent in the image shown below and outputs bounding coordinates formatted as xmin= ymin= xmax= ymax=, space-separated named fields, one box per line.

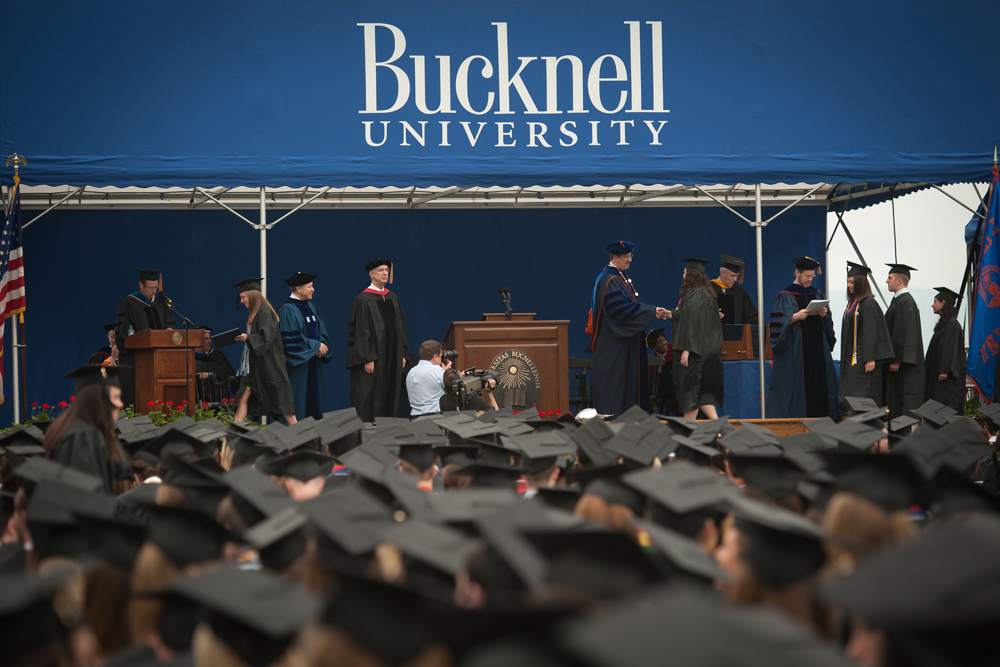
xmin=0 ymin=0 xmax=996 ymax=423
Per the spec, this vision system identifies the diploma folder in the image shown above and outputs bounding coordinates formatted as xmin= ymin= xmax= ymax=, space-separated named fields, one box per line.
xmin=211 ymin=328 xmax=241 ymax=349
xmin=806 ymin=299 xmax=830 ymax=311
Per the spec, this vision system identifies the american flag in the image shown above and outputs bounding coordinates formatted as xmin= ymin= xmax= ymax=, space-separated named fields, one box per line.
xmin=0 ymin=179 xmax=26 ymax=405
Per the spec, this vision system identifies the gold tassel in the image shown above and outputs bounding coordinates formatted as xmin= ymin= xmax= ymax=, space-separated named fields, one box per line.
xmin=389 ymin=263 xmax=394 ymax=284
xmin=851 ymin=303 xmax=858 ymax=366
xmin=738 ymin=266 xmax=744 ymax=284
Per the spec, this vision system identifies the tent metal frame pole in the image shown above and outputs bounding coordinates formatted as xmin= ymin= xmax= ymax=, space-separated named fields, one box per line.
xmin=830 ymin=206 xmax=890 ymax=309
xmin=754 ymin=184 xmax=766 ymax=418
xmin=21 ymin=186 xmax=85 ymax=229
xmin=928 ymin=183 xmax=986 ymax=220
xmin=11 ymin=323 xmax=19 ymax=424
xmin=259 ymin=186 xmax=268 ymax=426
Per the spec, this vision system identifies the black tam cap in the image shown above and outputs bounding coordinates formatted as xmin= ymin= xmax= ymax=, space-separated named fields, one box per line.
xmin=934 ymin=286 xmax=960 ymax=304
xmin=847 ymin=261 xmax=872 ymax=277
xmin=682 ymin=257 xmax=711 ymax=274
xmin=136 ymin=269 xmax=159 ymax=282
xmin=793 ymin=256 xmax=821 ymax=272
xmin=731 ymin=496 xmax=826 ymax=590
xmin=103 ymin=322 xmax=116 ymax=332
xmin=885 ymin=263 xmax=917 ymax=278
xmin=284 ymin=272 xmax=316 ymax=288
xmin=146 ymin=505 xmax=235 ymax=567
xmin=364 ymin=258 xmax=394 ymax=284
xmin=63 ymin=364 xmax=128 ymax=393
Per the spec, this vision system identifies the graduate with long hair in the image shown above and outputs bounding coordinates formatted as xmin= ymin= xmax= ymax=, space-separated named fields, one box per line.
xmin=231 ymin=278 xmax=297 ymax=424
xmin=43 ymin=365 xmax=131 ymax=496
xmin=838 ymin=263 xmax=894 ymax=416
xmin=671 ymin=257 xmax=724 ymax=420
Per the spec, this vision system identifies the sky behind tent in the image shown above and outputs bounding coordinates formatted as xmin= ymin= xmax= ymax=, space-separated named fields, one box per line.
xmin=825 ymin=183 xmax=983 ymax=360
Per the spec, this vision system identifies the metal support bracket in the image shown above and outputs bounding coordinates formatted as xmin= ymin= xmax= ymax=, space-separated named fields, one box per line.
xmin=194 ymin=187 xmax=257 ymax=228
xmin=831 ymin=205 xmax=889 ymax=308
xmin=22 ymin=186 xmax=86 ymax=229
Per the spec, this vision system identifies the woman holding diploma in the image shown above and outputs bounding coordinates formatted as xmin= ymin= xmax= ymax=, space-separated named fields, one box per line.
xmin=838 ymin=263 xmax=894 ymax=416
xmin=231 ymin=278 xmax=297 ymax=424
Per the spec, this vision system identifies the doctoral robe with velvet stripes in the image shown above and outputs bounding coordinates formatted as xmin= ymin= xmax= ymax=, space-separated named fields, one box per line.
xmin=591 ymin=271 xmax=657 ymax=417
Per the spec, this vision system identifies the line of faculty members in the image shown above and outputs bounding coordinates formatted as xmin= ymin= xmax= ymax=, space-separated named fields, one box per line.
xmin=640 ymin=254 xmax=967 ymax=421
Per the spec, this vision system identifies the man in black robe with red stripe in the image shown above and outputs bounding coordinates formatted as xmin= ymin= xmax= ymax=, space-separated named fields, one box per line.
xmin=588 ymin=241 xmax=670 ymax=417
xmin=346 ymin=258 xmax=411 ymax=423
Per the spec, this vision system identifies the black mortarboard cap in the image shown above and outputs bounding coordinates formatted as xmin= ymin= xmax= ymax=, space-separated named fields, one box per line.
xmin=170 ymin=565 xmax=320 ymax=638
xmin=819 ymin=513 xmax=1000 ymax=629
xmin=582 ymin=477 xmax=645 ymax=515
xmin=686 ymin=417 xmax=732 ymax=446
xmin=316 ymin=409 xmax=365 ymax=455
xmin=141 ymin=429 xmax=214 ymax=461
xmin=525 ymin=528 xmax=665 ymax=601
xmin=623 ymin=461 xmax=737 ymax=515
xmin=242 ymin=507 xmax=309 ymax=572
xmin=299 ymin=485 xmax=396 ymax=557
xmin=793 ymin=256 xmax=821 ymax=272
xmin=427 ymin=488 xmax=519 ymax=524
xmin=1 ymin=442 xmax=45 ymax=458
xmin=844 ymin=395 xmax=884 ymax=417
xmin=890 ymin=415 xmax=919 ymax=433
xmin=670 ymin=435 xmax=720 ymax=466
xmin=383 ymin=519 xmax=479 ymax=577
xmin=779 ymin=431 xmax=836 ymax=454
xmin=261 ymin=451 xmax=336 ymax=481
xmin=885 ymin=263 xmax=917 ymax=278
xmin=433 ymin=444 xmax=480 ymax=469
xmin=731 ymin=496 xmax=826 ymax=590
xmin=136 ymin=269 xmax=159 ymax=282
xmin=284 ymin=272 xmax=316 ymax=288
xmin=818 ymin=419 xmax=885 ymax=452
xmin=570 ymin=417 xmax=617 ymax=467
xmin=458 ymin=462 xmax=523 ymax=489
xmin=0 ymin=570 xmax=76 ymax=665
xmin=321 ymin=573 xmax=440 ymax=666
xmin=846 ymin=261 xmax=872 ymax=277
xmin=910 ymin=398 xmax=958 ymax=428
xmin=103 ymin=322 xmax=116 ymax=332
xmin=933 ymin=286 xmax=960 ymax=304
xmin=682 ymin=257 xmax=711 ymax=274
xmin=396 ymin=443 xmax=437 ymax=473
xmin=640 ymin=521 xmax=727 ymax=583
xmin=510 ymin=432 xmax=574 ymax=475
xmin=63 ymin=364 xmax=127 ymax=392
xmin=221 ymin=466 xmax=296 ymax=518
xmin=13 ymin=457 xmax=104 ymax=493
xmin=231 ymin=277 xmax=263 ymax=293
xmin=719 ymin=254 xmax=745 ymax=283
xmin=146 ymin=505 xmax=235 ymax=566
xmin=727 ymin=454 xmax=805 ymax=502
xmin=823 ymin=451 xmax=935 ymax=511
xmin=534 ymin=485 xmax=582 ymax=512
xmin=613 ymin=404 xmax=656 ymax=424
xmin=646 ymin=328 xmax=665 ymax=350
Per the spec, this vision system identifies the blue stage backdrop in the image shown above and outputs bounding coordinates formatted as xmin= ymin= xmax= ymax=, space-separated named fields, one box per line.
xmin=1 ymin=204 xmax=825 ymax=425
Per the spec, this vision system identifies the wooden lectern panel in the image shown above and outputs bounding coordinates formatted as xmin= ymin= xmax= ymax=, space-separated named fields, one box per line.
xmin=126 ymin=328 xmax=203 ymax=415
xmin=444 ymin=316 xmax=569 ymax=413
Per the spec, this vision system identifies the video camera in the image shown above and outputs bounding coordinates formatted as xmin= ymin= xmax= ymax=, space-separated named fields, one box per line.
xmin=441 ymin=349 xmax=459 ymax=362
xmin=451 ymin=367 xmax=499 ymax=409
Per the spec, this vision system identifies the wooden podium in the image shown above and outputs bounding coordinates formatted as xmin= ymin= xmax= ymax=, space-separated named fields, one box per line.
xmin=124 ymin=329 xmax=203 ymax=415
xmin=443 ymin=314 xmax=569 ymax=413
xmin=721 ymin=324 xmax=773 ymax=361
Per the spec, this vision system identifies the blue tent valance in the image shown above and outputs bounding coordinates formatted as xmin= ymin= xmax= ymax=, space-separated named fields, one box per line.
xmin=1 ymin=0 xmax=997 ymax=188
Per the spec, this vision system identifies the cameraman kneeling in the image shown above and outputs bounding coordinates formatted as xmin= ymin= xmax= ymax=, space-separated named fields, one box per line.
xmin=440 ymin=368 xmax=499 ymax=413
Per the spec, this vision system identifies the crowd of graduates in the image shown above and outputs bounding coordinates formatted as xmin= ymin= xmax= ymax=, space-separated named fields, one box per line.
xmin=1 ymin=363 xmax=998 ymax=667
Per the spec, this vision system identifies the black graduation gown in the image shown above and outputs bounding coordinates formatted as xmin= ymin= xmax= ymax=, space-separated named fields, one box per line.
xmin=883 ymin=292 xmax=926 ymax=419
xmin=712 ymin=280 xmax=759 ymax=325
xmin=838 ymin=297 xmax=895 ymax=415
xmin=236 ymin=305 xmax=296 ymax=416
xmin=346 ymin=289 xmax=411 ymax=423
xmin=49 ymin=420 xmax=118 ymax=495
xmin=591 ymin=272 xmax=657 ymax=417
xmin=926 ymin=317 xmax=966 ymax=414
xmin=673 ymin=287 xmax=724 ymax=411
xmin=115 ymin=293 xmax=175 ymax=408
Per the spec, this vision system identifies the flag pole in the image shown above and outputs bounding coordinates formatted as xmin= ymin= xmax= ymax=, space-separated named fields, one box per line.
xmin=6 ymin=156 xmax=27 ymax=422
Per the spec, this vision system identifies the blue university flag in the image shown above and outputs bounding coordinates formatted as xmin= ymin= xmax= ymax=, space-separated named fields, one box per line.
xmin=968 ymin=166 xmax=1000 ymax=400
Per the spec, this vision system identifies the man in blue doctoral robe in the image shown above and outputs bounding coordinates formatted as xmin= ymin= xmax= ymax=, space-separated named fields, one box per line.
xmin=588 ymin=241 xmax=670 ymax=417
xmin=279 ymin=272 xmax=333 ymax=420
xmin=768 ymin=257 xmax=839 ymax=418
